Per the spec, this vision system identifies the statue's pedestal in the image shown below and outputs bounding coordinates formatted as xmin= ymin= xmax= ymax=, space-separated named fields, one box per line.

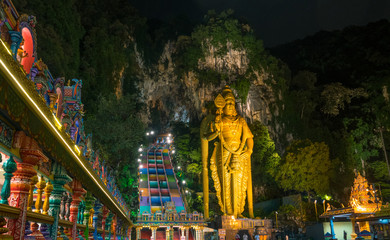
xmin=218 ymin=216 xmax=273 ymax=240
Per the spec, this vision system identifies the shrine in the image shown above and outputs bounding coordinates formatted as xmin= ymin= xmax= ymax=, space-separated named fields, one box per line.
xmin=321 ymin=173 xmax=388 ymax=239
xmin=0 ymin=0 xmax=132 ymax=239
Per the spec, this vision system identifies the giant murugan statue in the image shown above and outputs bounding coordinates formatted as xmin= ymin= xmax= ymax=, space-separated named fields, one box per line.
xmin=201 ymin=86 xmax=254 ymax=219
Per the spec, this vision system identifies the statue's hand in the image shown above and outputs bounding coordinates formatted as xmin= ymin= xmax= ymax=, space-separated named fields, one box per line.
xmin=214 ymin=116 xmax=222 ymax=132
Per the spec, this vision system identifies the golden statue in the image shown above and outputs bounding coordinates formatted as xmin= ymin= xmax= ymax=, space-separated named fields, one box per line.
xmin=201 ymin=86 xmax=254 ymax=219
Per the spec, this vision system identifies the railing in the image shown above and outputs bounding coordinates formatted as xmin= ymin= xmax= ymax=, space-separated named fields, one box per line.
xmin=0 ymin=0 xmax=133 ymax=239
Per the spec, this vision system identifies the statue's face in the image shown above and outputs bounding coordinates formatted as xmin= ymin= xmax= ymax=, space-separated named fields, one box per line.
xmin=223 ymin=98 xmax=236 ymax=116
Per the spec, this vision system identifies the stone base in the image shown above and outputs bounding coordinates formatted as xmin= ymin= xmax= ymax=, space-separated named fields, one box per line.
xmin=218 ymin=216 xmax=273 ymax=240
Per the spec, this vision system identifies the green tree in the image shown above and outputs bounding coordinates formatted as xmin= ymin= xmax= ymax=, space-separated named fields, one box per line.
xmin=249 ymin=121 xmax=281 ymax=201
xmin=343 ymin=118 xmax=380 ymax=174
xmin=321 ymin=83 xmax=367 ymax=116
xmin=84 ymin=94 xmax=145 ymax=206
xmin=275 ymin=140 xmax=331 ymax=201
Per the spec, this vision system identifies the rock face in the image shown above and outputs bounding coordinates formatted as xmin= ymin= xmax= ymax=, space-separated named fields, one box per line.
xmin=135 ymin=40 xmax=287 ymax=148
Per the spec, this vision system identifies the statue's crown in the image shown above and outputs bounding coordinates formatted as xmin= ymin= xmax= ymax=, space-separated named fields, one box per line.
xmin=222 ymin=85 xmax=235 ymax=101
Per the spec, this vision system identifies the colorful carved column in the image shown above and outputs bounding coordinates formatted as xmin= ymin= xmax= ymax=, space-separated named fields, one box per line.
xmin=49 ymin=162 xmax=72 ymax=239
xmin=180 ymin=227 xmax=185 ymax=240
xmin=43 ymin=181 xmax=53 ymax=214
xmin=7 ymin=131 xmax=47 ymax=240
xmin=101 ymin=206 xmax=109 ymax=240
xmin=39 ymin=180 xmax=53 ymax=240
xmin=93 ymin=200 xmax=102 ymax=239
xmin=136 ymin=227 xmax=141 ymax=240
xmin=0 ymin=156 xmax=15 ymax=240
xmin=106 ymin=212 xmax=114 ymax=239
xmin=113 ymin=214 xmax=118 ymax=240
xmin=28 ymin=176 xmax=46 ymax=239
xmin=60 ymin=192 xmax=67 ymax=220
xmin=166 ymin=227 xmax=170 ymax=240
xmin=34 ymin=176 xmax=46 ymax=213
xmin=169 ymin=226 xmax=174 ymax=240
xmin=8 ymin=31 xmax=22 ymax=59
xmin=151 ymin=226 xmax=157 ymax=240
xmin=1 ymin=155 xmax=17 ymax=204
xmin=77 ymin=201 xmax=85 ymax=224
xmin=27 ymin=175 xmax=38 ymax=211
xmin=185 ymin=227 xmax=190 ymax=240
xmin=65 ymin=192 xmax=72 ymax=221
xmin=83 ymin=192 xmax=95 ymax=239
xmin=70 ymin=180 xmax=86 ymax=239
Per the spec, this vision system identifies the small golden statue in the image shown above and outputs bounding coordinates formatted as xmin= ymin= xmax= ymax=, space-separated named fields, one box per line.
xmin=201 ymin=86 xmax=254 ymax=219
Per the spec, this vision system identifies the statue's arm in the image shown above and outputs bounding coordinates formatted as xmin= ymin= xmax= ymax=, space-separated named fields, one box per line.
xmin=246 ymin=137 xmax=254 ymax=154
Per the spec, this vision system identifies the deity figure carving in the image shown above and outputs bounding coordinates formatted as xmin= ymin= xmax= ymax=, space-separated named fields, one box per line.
xmin=201 ymin=85 xmax=254 ymax=218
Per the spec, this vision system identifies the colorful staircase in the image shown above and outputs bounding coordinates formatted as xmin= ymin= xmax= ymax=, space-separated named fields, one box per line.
xmin=139 ymin=144 xmax=185 ymax=215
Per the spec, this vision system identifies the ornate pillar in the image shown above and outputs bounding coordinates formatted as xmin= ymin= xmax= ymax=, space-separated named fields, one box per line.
xmin=93 ymin=200 xmax=103 ymax=239
xmin=0 ymin=155 xmax=17 ymax=239
xmin=65 ymin=192 xmax=72 ymax=220
xmin=29 ymin=176 xmax=46 ymax=240
xmin=34 ymin=176 xmax=46 ymax=213
xmin=151 ymin=226 xmax=157 ymax=240
xmin=43 ymin=181 xmax=53 ymax=214
xmin=49 ymin=162 xmax=72 ymax=239
xmin=60 ymin=192 xmax=67 ymax=220
xmin=27 ymin=175 xmax=38 ymax=211
xmin=199 ymin=227 xmax=204 ymax=240
xmin=78 ymin=201 xmax=85 ymax=224
xmin=106 ymin=212 xmax=114 ymax=239
xmin=169 ymin=226 xmax=174 ymax=240
xmin=0 ymin=155 xmax=17 ymax=204
xmin=185 ymin=227 xmax=189 ymax=240
xmin=7 ymin=131 xmax=47 ymax=240
xmin=40 ymin=179 xmax=53 ymax=239
xmin=83 ymin=192 xmax=95 ymax=239
xmin=166 ymin=226 xmax=170 ymax=240
xmin=101 ymin=206 xmax=109 ymax=240
xmin=70 ymin=180 xmax=85 ymax=239
xmin=181 ymin=227 xmax=185 ymax=240
xmin=113 ymin=214 xmax=118 ymax=240
xmin=136 ymin=226 xmax=141 ymax=240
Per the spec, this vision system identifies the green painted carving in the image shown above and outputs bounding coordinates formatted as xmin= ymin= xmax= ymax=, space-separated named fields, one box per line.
xmin=106 ymin=212 xmax=114 ymax=238
xmin=49 ymin=162 xmax=71 ymax=239
xmin=83 ymin=192 xmax=95 ymax=239
xmin=0 ymin=155 xmax=17 ymax=204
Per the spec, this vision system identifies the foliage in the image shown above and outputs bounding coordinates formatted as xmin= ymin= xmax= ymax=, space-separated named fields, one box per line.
xmin=274 ymin=140 xmax=331 ymax=199
xmin=249 ymin=121 xmax=281 ymax=200
xmin=274 ymin=204 xmax=306 ymax=231
xmin=321 ymin=83 xmax=368 ymax=116
xmin=13 ymin=0 xmax=84 ymax=77
xmin=343 ymin=118 xmax=380 ymax=172
xmin=84 ymin=94 xmax=145 ymax=207
xmin=174 ymin=10 xmax=281 ymax=103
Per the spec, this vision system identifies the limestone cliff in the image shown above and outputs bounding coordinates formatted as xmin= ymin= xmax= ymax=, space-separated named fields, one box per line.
xmin=134 ymin=39 xmax=290 ymax=149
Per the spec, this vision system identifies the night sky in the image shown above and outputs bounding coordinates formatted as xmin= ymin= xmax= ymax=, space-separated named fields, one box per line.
xmin=129 ymin=0 xmax=390 ymax=47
